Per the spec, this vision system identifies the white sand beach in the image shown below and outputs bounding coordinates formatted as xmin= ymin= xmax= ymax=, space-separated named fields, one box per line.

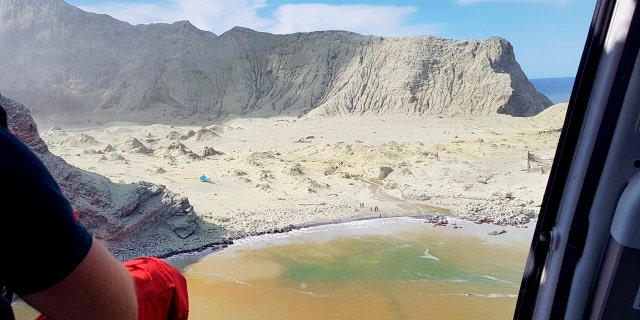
xmin=34 ymin=103 xmax=566 ymax=241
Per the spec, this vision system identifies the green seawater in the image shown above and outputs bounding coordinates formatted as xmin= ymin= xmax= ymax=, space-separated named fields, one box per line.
xmin=182 ymin=217 xmax=533 ymax=320
xmin=285 ymin=236 xmax=515 ymax=285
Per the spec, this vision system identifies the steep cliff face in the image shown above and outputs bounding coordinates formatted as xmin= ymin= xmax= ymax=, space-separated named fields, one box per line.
xmin=0 ymin=0 xmax=551 ymax=123
xmin=308 ymin=35 xmax=547 ymax=117
xmin=0 ymin=93 xmax=221 ymax=259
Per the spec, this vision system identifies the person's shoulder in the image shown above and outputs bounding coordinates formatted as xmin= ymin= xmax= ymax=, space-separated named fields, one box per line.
xmin=0 ymin=126 xmax=44 ymax=171
xmin=0 ymin=126 xmax=28 ymax=152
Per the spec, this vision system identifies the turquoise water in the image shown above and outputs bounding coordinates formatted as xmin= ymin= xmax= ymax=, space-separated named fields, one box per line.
xmin=285 ymin=236 xmax=517 ymax=285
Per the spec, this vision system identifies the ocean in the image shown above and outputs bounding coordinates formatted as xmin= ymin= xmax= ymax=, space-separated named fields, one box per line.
xmin=175 ymin=217 xmax=535 ymax=320
xmin=530 ymin=77 xmax=575 ymax=104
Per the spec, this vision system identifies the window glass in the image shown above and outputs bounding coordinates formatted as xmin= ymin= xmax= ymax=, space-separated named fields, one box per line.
xmin=8 ymin=0 xmax=596 ymax=318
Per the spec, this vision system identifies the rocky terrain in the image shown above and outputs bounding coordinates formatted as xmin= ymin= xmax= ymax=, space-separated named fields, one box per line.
xmin=3 ymin=91 xmax=566 ymax=260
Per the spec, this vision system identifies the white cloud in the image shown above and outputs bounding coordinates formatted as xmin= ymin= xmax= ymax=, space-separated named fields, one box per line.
xmin=266 ymin=4 xmax=437 ymax=37
xmin=173 ymin=0 xmax=273 ymax=33
xmin=78 ymin=0 xmax=274 ymax=35
xmin=79 ymin=3 xmax=175 ymax=25
xmin=75 ymin=1 xmax=439 ymax=37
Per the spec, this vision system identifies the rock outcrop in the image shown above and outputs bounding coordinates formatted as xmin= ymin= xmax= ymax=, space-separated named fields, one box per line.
xmin=0 ymin=94 xmax=224 ymax=260
xmin=0 ymin=0 xmax=552 ymax=124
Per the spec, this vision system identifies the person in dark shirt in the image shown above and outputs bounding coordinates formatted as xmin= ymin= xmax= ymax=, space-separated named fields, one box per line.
xmin=0 ymin=105 xmax=138 ymax=320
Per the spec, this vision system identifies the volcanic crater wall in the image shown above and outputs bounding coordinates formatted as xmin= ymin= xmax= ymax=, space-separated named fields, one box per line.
xmin=0 ymin=0 xmax=552 ymax=124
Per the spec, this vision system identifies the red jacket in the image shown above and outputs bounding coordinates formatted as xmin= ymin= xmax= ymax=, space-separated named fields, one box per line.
xmin=35 ymin=256 xmax=189 ymax=320
xmin=124 ymin=257 xmax=189 ymax=320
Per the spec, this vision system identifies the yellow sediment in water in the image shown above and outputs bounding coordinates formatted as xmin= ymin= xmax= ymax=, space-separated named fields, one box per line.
xmin=183 ymin=219 xmax=532 ymax=320
xmin=12 ymin=218 xmax=533 ymax=320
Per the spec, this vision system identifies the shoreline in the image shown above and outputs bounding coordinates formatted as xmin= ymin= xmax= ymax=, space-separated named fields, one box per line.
xmin=159 ymin=210 xmax=538 ymax=262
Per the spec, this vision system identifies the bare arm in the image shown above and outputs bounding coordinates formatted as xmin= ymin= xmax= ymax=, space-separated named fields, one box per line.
xmin=21 ymin=239 xmax=138 ymax=320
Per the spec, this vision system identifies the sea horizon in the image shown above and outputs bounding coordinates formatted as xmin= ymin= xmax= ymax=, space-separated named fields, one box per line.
xmin=530 ymin=76 xmax=575 ymax=104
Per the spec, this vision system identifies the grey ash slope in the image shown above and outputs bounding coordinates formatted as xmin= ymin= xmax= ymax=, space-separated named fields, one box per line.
xmin=0 ymin=0 xmax=551 ymax=124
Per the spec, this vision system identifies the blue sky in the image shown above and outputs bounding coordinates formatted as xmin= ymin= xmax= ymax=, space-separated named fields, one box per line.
xmin=64 ymin=0 xmax=597 ymax=79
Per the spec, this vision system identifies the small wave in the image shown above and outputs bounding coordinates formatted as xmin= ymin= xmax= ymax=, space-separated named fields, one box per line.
xmin=420 ymin=248 xmax=440 ymax=261
xmin=416 ymin=292 xmax=517 ymax=298
xmin=185 ymin=270 xmax=228 ymax=278
xmin=474 ymin=293 xmax=519 ymax=298
xmin=477 ymin=274 xmax=515 ymax=285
